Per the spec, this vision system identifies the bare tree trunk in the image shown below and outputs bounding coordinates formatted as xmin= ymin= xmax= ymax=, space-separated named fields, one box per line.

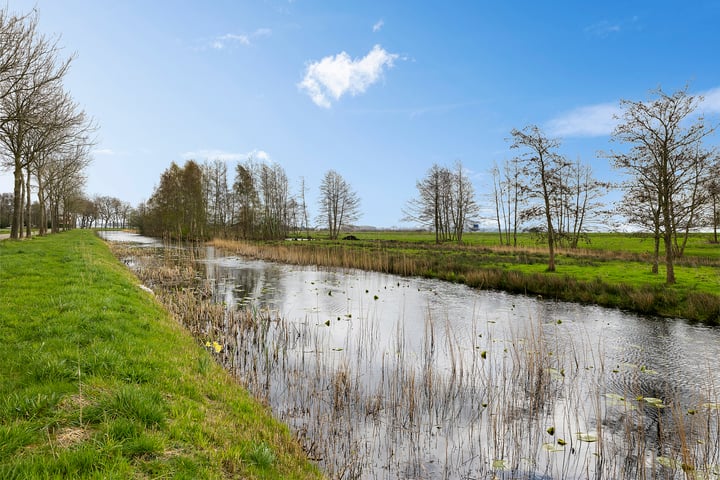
xmin=25 ymin=163 xmax=32 ymax=238
xmin=10 ymin=161 xmax=23 ymax=239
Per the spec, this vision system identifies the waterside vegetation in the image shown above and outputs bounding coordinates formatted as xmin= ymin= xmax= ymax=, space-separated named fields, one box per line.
xmin=0 ymin=230 xmax=321 ymax=479
xmin=116 ymin=232 xmax=720 ymax=479
xmin=210 ymin=231 xmax=720 ymax=323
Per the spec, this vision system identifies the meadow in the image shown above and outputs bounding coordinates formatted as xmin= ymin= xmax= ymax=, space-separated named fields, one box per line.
xmin=211 ymin=230 xmax=720 ymax=323
xmin=0 ymin=230 xmax=321 ymax=479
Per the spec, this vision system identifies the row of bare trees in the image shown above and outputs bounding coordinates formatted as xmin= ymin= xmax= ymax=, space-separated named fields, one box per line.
xmin=0 ymin=8 xmax=94 ymax=239
xmin=487 ymin=87 xmax=717 ymax=284
xmin=139 ymin=157 xmax=361 ymax=241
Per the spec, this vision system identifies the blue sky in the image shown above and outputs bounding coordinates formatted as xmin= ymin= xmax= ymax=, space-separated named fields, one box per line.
xmin=3 ymin=1 xmax=720 ymax=227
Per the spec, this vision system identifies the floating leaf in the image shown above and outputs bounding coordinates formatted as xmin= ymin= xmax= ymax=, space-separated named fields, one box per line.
xmin=324 ymin=320 xmax=331 ymax=326
xmin=643 ymin=397 xmax=665 ymax=408
xmin=546 ymin=426 xmax=555 ymax=435
xmin=657 ymin=456 xmax=678 ymax=469
xmin=492 ymin=459 xmax=507 ymax=470
xmin=543 ymin=442 xmax=564 ymax=452
xmin=604 ymin=393 xmax=625 ymax=402
xmin=480 ymin=350 xmax=487 ymax=359
xmin=576 ymin=433 xmax=598 ymax=442
xmin=557 ymin=438 xmax=567 ymax=446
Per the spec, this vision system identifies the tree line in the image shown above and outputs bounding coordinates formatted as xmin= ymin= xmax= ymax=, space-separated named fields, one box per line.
xmin=137 ymin=157 xmax=360 ymax=242
xmin=0 ymin=8 xmax=95 ymax=239
xmin=491 ymin=87 xmax=717 ymax=284
xmin=135 ymin=87 xmax=717 ymax=286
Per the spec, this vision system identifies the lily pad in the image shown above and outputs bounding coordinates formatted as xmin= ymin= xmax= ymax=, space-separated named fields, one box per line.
xmin=657 ymin=456 xmax=678 ymax=469
xmin=492 ymin=459 xmax=507 ymax=470
xmin=543 ymin=442 xmax=564 ymax=452
xmin=576 ymin=433 xmax=598 ymax=442
xmin=643 ymin=397 xmax=665 ymax=408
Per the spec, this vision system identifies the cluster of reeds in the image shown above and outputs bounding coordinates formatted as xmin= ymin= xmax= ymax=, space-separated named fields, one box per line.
xmin=112 ymin=241 xmax=720 ymax=479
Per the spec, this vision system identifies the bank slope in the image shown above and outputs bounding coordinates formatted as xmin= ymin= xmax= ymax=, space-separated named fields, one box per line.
xmin=0 ymin=230 xmax=321 ymax=479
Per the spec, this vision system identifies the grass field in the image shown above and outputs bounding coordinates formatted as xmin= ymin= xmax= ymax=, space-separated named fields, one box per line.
xmin=0 ymin=230 xmax=321 ymax=479
xmin=213 ymin=230 xmax=720 ymax=323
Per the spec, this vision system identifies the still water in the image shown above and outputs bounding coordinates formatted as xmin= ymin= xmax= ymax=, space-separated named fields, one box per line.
xmin=102 ymin=231 xmax=720 ymax=479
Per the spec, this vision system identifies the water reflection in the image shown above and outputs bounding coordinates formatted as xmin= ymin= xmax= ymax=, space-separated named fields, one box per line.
xmin=197 ymin=246 xmax=720 ymax=398
xmin=104 ymin=233 xmax=720 ymax=479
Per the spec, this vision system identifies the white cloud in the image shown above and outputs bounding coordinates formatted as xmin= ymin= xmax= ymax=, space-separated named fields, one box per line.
xmin=584 ymin=20 xmax=621 ymax=38
xmin=700 ymin=86 xmax=720 ymax=113
xmin=299 ymin=44 xmax=399 ymax=108
xmin=546 ymin=103 xmax=621 ymax=137
xmin=210 ymin=28 xmax=271 ymax=50
xmin=182 ymin=149 xmax=270 ymax=163
xmin=93 ymin=148 xmax=115 ymax=156
xmin=372 ymin=19 xmax=384 ymax=32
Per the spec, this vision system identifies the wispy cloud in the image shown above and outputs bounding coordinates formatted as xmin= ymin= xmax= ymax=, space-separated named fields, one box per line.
xmin=92 ymin=148 xmax=115 ymax=156
xmin=209 ymin=28 xmax=271 ymax=50
xmin=372 ymin=19 xmax=384 ymax=32
xmin=546 ymin=103 xmax=621 ymax=137
xmin=299 ymin=44 xmax=399 ymax=108
xmin=182 ymin=148 xmax=271 ymax=162
xmin=584 ymin=20 xmax=621 ymax=38
xmin=700 ymin=86 xmax=720 ymax=113
xmin=584 ymin=16 xmax=640 ymax=38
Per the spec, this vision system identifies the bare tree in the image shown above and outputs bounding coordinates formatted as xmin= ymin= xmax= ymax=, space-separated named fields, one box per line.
xmin=318 ymin=170 xmax=361 ymax=240
xmin=491 ymin=158 xmax=524 ymax=246
xmin=0 ymin=10 xmax=74 ymax=239
xmin=610 ymin=87 xmax=716 ymax=284
xmin=551 ymin=158 xmax=610 ymax=248
xmin=510 ymin=125 xmax=568 ymax=271
xmin=404 ymin=162 xmax=479 ymax=244
xmin=704 ymin=170 xmax=720 ymax=244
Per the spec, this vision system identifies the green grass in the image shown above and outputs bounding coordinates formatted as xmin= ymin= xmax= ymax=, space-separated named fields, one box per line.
xmin=0 ymin=230 xmax=321 ymax=479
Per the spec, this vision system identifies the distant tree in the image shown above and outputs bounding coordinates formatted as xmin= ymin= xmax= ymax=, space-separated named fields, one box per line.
xmin=491 ymin=158 xmax=524 ymax=246
xmin=510 ymin=125 xmax=568 ymax=271
xmin=317 ymin=170 xmax=361 ymax=240
xmin=404 ymin=164 xmax=453 ymax=243
xmin=705 ymin=173 xmax=720 ymax=244
xmin=551 ymin=158 xmax=610 ymax=248
xmin=77 ymin=196 xmax=98 ymax=228
xmin=258 ymin=161 xmax=291 ymax=239
xmin=143 ymin=160 xmax=206 ymax=240
xmin=450 ymin=161 xmax=480 ymax=244
xmin=404 ymin=161 xmax=478 ymax=244
xmin=202 ymin=159 xmax=231 ymax=237
xmin=232 ymin=161 xmax=259 ymax=238
xmin=44 ymin=144 xmax=91 ymax=232
xmin=610 ymin=87 xmax=716 ymax=284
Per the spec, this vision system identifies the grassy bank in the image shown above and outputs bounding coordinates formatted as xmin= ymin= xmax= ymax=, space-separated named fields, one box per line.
xmin=0 ymin=230 xmax=321 ymax=479
xmin=211 ymin=232 xmax=720 ymax=323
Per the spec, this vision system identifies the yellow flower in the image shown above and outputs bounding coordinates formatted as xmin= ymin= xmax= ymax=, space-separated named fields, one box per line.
xmin=212 ymin=341 xmax=222 ymax=353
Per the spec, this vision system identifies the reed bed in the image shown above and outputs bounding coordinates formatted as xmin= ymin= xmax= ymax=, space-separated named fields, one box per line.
xmin=111 ymin=241 xmax=720 ymax=479
xmin=208 ymin=238 xmax=720 ymax=323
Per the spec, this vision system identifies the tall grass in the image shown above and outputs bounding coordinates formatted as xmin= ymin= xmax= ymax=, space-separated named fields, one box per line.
xmin=119 ymin=240 xmax=720 ymax=479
